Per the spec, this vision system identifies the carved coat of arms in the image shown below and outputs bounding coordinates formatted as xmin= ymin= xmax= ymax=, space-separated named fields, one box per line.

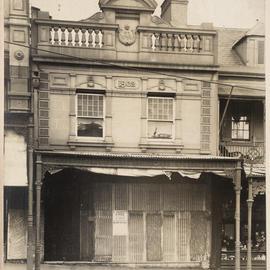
xmin=119 ymin=25 xmax=136 ymax=46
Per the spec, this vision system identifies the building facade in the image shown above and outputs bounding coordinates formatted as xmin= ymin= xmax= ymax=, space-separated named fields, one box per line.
xmin=3 ymin=0 xmax=265 ymax=270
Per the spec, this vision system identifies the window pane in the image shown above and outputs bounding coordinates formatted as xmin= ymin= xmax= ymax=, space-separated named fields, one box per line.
xmin=231 ymin=116 xmax=250 ymax=140
xmin=148 ymin=98 xmax=173 ymax=120
xmin=148 ymin=121 xmax=173 ymax=139
xmin=77 ymin=118 xmax=103 ymax=137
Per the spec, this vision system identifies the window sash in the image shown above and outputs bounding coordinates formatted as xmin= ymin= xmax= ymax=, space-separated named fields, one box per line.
xmin=148 ymin=97 xmax=174 ymax=121
xmin=76 ymin=93 xmax=105 ymax=138
xmin=77 ymin=93 xmax=104 ymax=118
xmin=231 ymin=116 xmax=250 ymax=140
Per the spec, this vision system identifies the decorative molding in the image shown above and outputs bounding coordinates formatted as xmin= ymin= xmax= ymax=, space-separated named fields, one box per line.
xmin=151 ymin=16 xmax=171 ymax=26
xmin=200 ymin=86 xmax=211 ymax=152
xmin=80 ymin=12 xmax=105 ymax=22
xmin=14 ymin=50 xmax=24 ymax=61
xmin=252 ymin=181 xmax=265 ymax=197
xmin=38 ymin=73 xmax=50 ymax=147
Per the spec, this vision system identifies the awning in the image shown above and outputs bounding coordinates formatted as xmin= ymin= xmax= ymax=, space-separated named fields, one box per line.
xmin=48 ymin=167 xmax=230 ymax=180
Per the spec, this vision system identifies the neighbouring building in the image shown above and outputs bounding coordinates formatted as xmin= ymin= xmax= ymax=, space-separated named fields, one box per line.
xmin=3 ymin=0 xmax=265 ymax=270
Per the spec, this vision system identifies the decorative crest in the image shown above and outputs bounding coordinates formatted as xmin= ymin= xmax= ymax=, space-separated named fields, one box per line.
xmin=119 ymin=25 xmax=136 ymax=46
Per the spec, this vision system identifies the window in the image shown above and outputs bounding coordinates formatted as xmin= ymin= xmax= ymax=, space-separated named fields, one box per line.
xmin=231 ymin=115 xmax=250 ymax=140
xmin=77 ymin=93 xmax=104 ymax=138
xmin=258 ymin=40 xmax=264 ymax=64
xmin=148 ymin=97 xmax=174 ymax=139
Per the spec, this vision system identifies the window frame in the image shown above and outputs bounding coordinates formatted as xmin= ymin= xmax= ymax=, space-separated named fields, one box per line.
xmin=147 ymin=96 xmax=175 ymax=141
xmin=76 ymin=92 xmax=105 ymax=140
xmin=257 ymin=40 xmax=265 ymax=65
xmin=231 ymin=115 xmax=251 ymax=141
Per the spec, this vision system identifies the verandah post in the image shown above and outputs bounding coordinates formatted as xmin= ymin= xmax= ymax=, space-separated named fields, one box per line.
xmin=234 ymin=161 xmax=242 ymax=270
xmin=35 ymin=154 xmax=42 ymax=270
xmin=247 ymin=176 xmax=254 ymax=270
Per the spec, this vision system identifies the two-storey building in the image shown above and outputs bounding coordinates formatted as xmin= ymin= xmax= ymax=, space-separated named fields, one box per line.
xmin=3 ymin=0 xmax=265 ymax=270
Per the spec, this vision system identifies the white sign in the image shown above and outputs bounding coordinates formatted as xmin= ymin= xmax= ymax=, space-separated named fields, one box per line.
xmin=113 ymin=210 xmax=128 ymax=236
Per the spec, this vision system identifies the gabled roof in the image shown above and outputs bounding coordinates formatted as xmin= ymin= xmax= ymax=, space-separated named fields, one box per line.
xmin=232 ymin=21 xmax=265 ymax=48
xmin=245 ymin=21 xmax=265 ymax=36
xmin=217 ymin=28 xmax=247 ymax=66
xmin=99 ymin=0 xmax=158 ymax=12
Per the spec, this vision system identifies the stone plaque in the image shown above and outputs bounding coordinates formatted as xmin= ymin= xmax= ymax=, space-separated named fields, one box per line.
xmin=115 ymin=78 xmax=140 ymax=90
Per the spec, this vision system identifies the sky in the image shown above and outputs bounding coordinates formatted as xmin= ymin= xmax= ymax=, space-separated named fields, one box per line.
xmin=30 ymin=0 xmax=265 ymax=29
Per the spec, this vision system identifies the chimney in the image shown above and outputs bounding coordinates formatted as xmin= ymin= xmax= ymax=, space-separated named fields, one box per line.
xmin=161 ymin=0 xmax=189 ymax=27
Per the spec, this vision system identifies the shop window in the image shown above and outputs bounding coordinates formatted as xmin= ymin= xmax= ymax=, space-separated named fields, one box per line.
xmin=77 ymin=93 xmax=104 ymax=138
xmin=147 ymin=97 xmax=174 ymax=139
xmin=231 ymin=115 xmax=250 ymax=140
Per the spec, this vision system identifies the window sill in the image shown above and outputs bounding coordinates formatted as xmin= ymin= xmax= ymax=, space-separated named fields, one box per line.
xmin=139 ymin=140 xmax=184 ymax=153
xmin=68 ymin=138 xmax=114 ymax=150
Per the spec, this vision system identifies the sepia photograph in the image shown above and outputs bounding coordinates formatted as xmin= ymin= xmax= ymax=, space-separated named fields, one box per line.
xmin=1 ymin=0 xmax=268 ymax=270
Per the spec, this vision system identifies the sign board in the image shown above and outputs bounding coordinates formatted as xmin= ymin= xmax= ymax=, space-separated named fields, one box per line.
xmin=113 ymin=210 xmax=128 ymax=236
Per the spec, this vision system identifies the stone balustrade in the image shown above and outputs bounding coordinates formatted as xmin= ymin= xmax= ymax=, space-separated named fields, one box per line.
xmin=33 ymin=19 xmax=217 ymax=66
xmin=34 ymin=19 xmax=118 ymax=49
xmin=151 ymin=32 xmax=206 ymax=52
xmin=49 ymin=26 xmax=104 ymax=48
xmin=138 ymin=27 xmax=216 ymax=54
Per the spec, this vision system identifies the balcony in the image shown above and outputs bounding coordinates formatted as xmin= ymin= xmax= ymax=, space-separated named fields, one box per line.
xmin=32 ymin=19 xmax=217 ymax=67
xmin=219 ymin=141 xmax=264 ymax=162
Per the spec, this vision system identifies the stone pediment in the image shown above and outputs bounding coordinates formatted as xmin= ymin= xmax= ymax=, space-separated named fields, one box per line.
xmin=99 ymin=0 xmax=158 ymax=12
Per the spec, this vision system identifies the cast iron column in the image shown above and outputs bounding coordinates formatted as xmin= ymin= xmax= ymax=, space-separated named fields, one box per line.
xmin=35 ymin=154 xmax=42 ymax=270
xmin=235 ymin=161 xmax=242 ymax=270
xmin=247 ymin=177 xmax=254 ymax=270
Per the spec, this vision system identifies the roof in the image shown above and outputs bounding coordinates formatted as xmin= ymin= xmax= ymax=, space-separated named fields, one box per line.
xmin=217 ymin=27 xmax=247 ymax=66
xmin=232 ymin=21 xmax=265 ymax=48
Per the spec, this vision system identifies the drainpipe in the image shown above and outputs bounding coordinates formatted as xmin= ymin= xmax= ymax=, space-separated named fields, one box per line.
xmin=27 ymin=17 xmax=35 ymax=268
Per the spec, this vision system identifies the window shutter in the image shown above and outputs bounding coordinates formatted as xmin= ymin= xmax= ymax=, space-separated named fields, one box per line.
xmin=146 ymin=213 xmax=162 ymax=261
xmin=94 ymin=184 xmax=112 ymax=261
xmin=129 ymin=212 xmax=144 ymax=262
xmin=95 ymin=210 xmax=112 ymax=262
xmin=177 ymin=212 xmax=191 ymax=261
xmin=163 ymin=213 xmax=176 ymax=261
xmin=190 ymin=211 xmax=208 ymax=261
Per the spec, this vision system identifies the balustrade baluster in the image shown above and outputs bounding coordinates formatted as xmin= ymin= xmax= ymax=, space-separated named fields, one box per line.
xmin=179 ymin=34 xmax=186 ymax=51
xmin=199 ymin=36 xmax=204 ymax=51
xmin=174 ymin=34 xmax=180 ymax=51
xmin=160 ymin=33 xmax=167 ymax=51
xmin=81 ymin=29 xmax=87 ymax=47
xmin=154 ymin=33 xmax=159 ymax=50
xmin=100 ymin=30 xmax=104 ymax=47
xmin=94 ymin=29 xmax=100 ymax=47
xmin=74 ymin=28 xmax=80 ymax=46
xmin=167 ymin=33 xmax=173 ymax=51
xmin=49 ymin=27 xmax=53 ymax=44
xmin=88 ymin=29 xmax=93 ymax=47
xmin=61 ymin=27 xmax=66 ymax=46
xmin=193 ymin=35 xmax=200 ymax=52
xmin=53 ymin=26 xmax=59 ymax=45
xmin=67 ymin=28 xmax=73 ymax=46
xmin=186 ymin=34 xmax=192 ymax=51
xmin=172 ymin=34 xmax=178 ymax=51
